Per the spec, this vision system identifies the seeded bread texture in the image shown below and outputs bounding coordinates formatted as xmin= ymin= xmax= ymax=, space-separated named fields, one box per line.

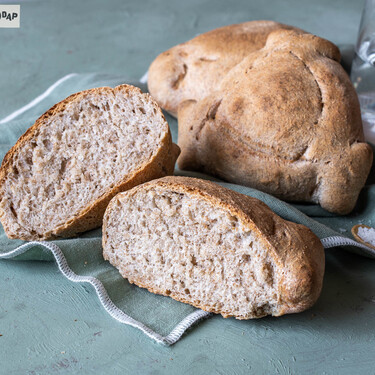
xmin=0 ymin=84 xmax=180 ymax=241
xmin=103 ymin=176 xmax=325 ymax=319
xmin=148 ymin=20 xmax=303 ymax=116
xmin=177 ymin=30 xmax=373 ymax=215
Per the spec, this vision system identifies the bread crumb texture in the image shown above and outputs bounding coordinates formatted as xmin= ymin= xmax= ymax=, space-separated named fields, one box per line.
xmin=0 ymin=85 xmax=178 ymax=240
xmin=103 ymin=177 xmax=325 ymax=319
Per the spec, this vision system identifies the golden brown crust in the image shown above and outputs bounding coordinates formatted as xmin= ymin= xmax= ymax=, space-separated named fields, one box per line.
xmin=0 ymin=85 xmax=180 ymax=240
xmin=177 ymin=30 xmax=373 ymax=215
xmin=103 ymin=176 xmax=325 ymax=318
xmin=148 ymin=21 xmax=303 ymax=116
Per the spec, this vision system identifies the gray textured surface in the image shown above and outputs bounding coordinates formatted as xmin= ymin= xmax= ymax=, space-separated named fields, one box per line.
xmin=1 ymin=0 xmax=375 ymax=374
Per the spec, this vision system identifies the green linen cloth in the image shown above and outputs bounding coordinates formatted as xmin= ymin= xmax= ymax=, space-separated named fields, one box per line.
xmin=0 ymin=73 xmax=374 ymax=344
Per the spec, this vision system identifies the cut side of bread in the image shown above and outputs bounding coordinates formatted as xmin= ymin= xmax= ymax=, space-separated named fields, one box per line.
xmin=103 ymin=177 xmax=325 ymax=319
xmin=0 ymin=84 xmax=180 ymax=240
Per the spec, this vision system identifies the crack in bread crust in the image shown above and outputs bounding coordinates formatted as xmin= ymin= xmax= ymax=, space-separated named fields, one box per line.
xmin=171 ymin=63 xmax=188 ymax=89
xmin=289 ymin=50 xmax=324 ymax=122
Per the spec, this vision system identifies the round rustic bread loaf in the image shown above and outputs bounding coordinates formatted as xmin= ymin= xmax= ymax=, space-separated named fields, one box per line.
xmin=177 ymin=30 xmax=373 ymax=215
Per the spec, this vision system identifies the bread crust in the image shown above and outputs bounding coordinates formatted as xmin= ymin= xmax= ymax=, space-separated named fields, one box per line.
xmin=148 ymin=21 xmax=303 ymax=116
xmin=103 ymin=176 xmax=325 ymax=319
xmin=0 ymin=84 xmax=180 ymax=240
xmin=177 ymin=31 xmax=373 ymax=214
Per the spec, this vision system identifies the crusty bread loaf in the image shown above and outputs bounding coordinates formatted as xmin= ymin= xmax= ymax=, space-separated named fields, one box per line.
xmin=0 ymin=84 xmax=180 ymax=240
xmin=103 ymin=176 xmax=324 ymax=319
xmin=178 ymin=30 xmax=373 ymax=215
xmin=148 ymin=21 xmax=303 ymax=116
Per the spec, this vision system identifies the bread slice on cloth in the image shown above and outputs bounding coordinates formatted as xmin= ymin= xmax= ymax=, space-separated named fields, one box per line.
xmin=148 ymin=21 xmax=302 ymax=116
xmin=0 ymin=84 xmax=180 ymax=240
xmin=177 ymin=30 xmax=373 ymax=215
xmin=103 ymin=176 xmax=324 ymax=319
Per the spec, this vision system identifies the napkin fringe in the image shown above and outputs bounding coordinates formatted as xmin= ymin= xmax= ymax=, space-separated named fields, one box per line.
xmin=321 ymin=235 xmax=375 ymax=257
xmin=0 ymin=241 xmax=211 ymax=345
xmin=1 ymin=235 xmax=373 ymax=344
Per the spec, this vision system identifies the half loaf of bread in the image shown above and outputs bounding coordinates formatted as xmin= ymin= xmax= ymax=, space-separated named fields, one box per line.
xmin=148 ymin=21 xmax=302 ymax=116
xmin=0 ymin=84 xmax=180 ymax=240
xmin=103 ymin=176 xmax=324 ymax=319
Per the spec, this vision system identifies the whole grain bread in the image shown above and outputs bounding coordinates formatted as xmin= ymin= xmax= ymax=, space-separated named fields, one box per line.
xmin=178 ymin=30 xmax=373 ymax=215
xmin=0 ymin=84 xmax=180 ymax=240
xmin=148 ymin=20 xmax=303 ymax=116
xmin=103 ymin=176 xmax=325 ymax=319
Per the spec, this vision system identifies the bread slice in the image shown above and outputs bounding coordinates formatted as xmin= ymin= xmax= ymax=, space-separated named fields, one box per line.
xmin=103 ymin=176 xmax=324 ymax=319
xmin=148 ymin=21 xmax=303 ymax=116
xmin=177 ymin=30 xmax=373 ymax=215
xmin=0 ymin=84 xmax=180 ymax=241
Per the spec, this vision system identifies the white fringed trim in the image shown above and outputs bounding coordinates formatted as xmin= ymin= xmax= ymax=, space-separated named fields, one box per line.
xmin=0 ymin=241 xmax=211 ymax=345
xmin=1 ymin=235 xmax=374 ymax=344
xmin=321 ymin=235 xmax=375 ymax=257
